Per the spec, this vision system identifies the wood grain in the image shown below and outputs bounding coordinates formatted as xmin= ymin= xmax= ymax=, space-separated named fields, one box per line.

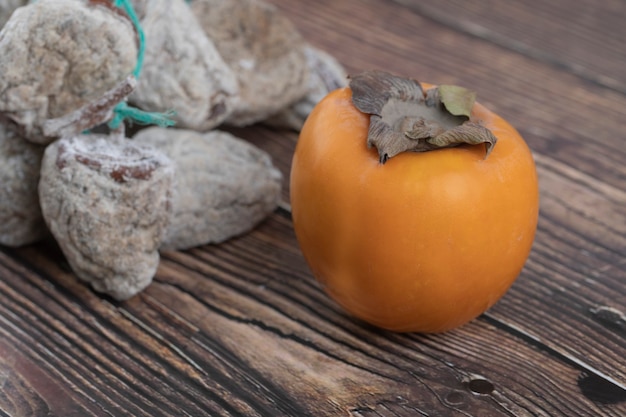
xmin=266 ymin=0 xmax=626 ymax=386
xmin=267 ymin=0 xmax=626 ymax=190
xmin=393 ymin=0 xmax=626 ymax=93
xmin=2 ymin=216 xmax=625 ymax=416
xmin=0 ymin=0 xmax=625 ymax=416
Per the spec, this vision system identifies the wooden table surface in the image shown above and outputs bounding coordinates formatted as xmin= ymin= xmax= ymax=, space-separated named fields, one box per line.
xmin=1 ymin=0 xmax=625 ymax=416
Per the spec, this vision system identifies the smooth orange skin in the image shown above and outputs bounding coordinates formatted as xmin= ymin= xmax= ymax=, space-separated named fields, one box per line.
xmin=290 ymin=87 xmax=539 ymax=333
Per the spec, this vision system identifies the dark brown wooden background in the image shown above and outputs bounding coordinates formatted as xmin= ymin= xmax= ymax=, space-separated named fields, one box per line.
xmin=1 ymin=0 xmax=625 ymax=416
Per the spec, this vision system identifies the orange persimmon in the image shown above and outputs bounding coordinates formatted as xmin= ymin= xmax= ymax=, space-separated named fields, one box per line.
xmin=290 ymin=71 xmax=539 ymax=333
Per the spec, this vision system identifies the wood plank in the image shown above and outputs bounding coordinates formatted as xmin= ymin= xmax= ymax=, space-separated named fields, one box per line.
xmin=267 ymin=0 xmax=626 ymax=190
xmin=0 ymin=248 xmax=260 ymax=417
xmin=487 ymin=151 xmax=626 ymax=386
xmin=266 ymin=0 xmax=626 ymax=386
xmin=392 ymin=0 xmax=626 ymax=93
xmin=243 ymin=128 xmax=626 ymax=390
xmin=0 ymin=337 xmax=92 ymax=417
xmin=1 ymin=216 xmax=624 ymax=416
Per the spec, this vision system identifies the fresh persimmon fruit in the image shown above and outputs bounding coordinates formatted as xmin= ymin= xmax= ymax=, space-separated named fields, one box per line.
xmin=290 ymin=71 xmax=539 ymax=332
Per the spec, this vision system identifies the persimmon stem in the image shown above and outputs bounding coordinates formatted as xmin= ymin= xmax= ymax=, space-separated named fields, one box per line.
xmin=349 ymin=70 xmax=497 ymax=164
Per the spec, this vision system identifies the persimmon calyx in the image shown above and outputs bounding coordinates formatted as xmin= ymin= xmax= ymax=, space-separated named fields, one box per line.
xmin=349 ymin=70 xmax=497 ymax=164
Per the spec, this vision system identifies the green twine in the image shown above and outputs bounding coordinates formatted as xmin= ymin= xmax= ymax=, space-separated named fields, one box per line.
xmin=113 ymin=0 xmax=144 ymax=78
xmin=108 ymin=0 xmax=176 ymax=130
xmin=109 ymin=102 xmax=176 ymax=129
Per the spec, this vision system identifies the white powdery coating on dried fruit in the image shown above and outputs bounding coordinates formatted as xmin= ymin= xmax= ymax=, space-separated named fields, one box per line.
xmin=130 ymin=0 xmax=239 ymax=131
xmin=0 ymin=0 xmax=137 ymax=143
xmin=0 ymin=124 xmax=47 ymax=247
xmin=133 ymin=126 xmax=283 ymax=250
xmin=39 ymin=134 xmax=174 ymax=300
xmin=265 ymin=45 xmax=348 ymax=131
xmin=0 ymin=0 xmax=27 ymax=30
xmin=191 ymin=0 xmax=310 ymax=126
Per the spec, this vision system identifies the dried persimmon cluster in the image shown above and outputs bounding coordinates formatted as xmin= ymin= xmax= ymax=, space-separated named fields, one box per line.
xmin=0 ymin=0 xmax=347 ymax=300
